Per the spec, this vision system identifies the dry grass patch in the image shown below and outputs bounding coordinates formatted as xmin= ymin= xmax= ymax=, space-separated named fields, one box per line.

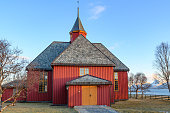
xmin=111 ymin=99 xmax=170 ymax=113
xmin=3 ymin=103 xmax=78 ymax=113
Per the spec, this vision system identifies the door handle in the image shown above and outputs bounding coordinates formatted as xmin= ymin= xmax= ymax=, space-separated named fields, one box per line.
xmin=89 ymin=94 xmax=91 ymax=97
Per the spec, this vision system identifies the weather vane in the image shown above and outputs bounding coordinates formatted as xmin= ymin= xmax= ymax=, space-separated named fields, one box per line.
xmin=77 ymin=0 xmax=79 ymax=7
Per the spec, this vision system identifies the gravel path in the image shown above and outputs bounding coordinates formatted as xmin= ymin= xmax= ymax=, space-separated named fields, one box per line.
xmin=74 ymin=105 xmax=118 ymax=113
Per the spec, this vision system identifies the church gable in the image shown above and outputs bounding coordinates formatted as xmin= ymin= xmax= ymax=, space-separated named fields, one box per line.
xmin=52 ymin=35 xmax=115 ymax=66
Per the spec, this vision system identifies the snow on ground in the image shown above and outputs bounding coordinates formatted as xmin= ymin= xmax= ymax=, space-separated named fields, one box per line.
xmin=130 ymin=89 xmax=170 ymax=96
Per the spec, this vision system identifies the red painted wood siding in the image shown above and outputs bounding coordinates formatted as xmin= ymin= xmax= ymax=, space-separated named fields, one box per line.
xmin=27 ymin=71 xmax=52 ymax=102
xmin=2 ymin=88 xmax=26 ymax=102
xmin=68 ymin=85 xmax=111 ymax=107
xmin=71 ymin=32 xmax=86 ymax=42
xmin=68 ymin=86 xmax=82 ymax=107
xmin=2 ymin=88 xmax=13 ymax=102
xmin=53 ymin=66 xmax=114 ymax=105
xmin=97 ymin=85 xmax=111 ymax=106
xmin=114 ymin=71 xmax=128 ymax=100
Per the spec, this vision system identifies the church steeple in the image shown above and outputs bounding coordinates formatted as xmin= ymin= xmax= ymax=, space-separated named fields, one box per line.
xmin=70 ymin=6 xmax=87 ymax=43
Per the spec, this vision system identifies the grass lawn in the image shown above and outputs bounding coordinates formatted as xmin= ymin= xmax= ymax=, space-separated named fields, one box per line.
xmin=111 ymin=99 xmax=170 ymax=113
xmin=3 ymin=103 xmax=78 ymax=113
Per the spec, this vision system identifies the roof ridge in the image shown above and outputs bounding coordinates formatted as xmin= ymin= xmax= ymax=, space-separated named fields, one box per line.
xmin=90 ymin=42 xmax=116 ymax=66
xmin=100 ymin=43 xmax=129 ymax=69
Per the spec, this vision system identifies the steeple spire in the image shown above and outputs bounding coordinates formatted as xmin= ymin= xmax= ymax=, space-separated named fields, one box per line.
xmin=70 ymin=2 xmax=87 ymax=43
xmin=78 ymin=7 xmax=79 ymax=18
xmin=77 ymin=0 xmax=79 ymax=18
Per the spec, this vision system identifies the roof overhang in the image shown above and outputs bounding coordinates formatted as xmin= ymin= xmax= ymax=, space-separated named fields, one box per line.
xmin=51 ymin=63 xmax=115 ymax=67
xmin=66 ymin=74 xmax=112 ymax=86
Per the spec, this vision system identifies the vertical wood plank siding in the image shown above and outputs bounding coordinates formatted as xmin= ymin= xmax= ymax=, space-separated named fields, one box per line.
xmin=68 ymin=85 xmax=110 ymax=107
xmin=68 ymin=86 xmax=82 ymax=107
xmin=2 ymin=88 xmax=26 ymax=102
xmin=27 ymin=71 xmax=52 ymax=102
xmin=114 ymin=71 xmax=128 ymax=100
xmin=97 ymin=85 xmax=111 ymax=106
xmin=2 ymin=88 xmax=13 ymax=102
xmin=53 ymin=66 xmax=114 ymax=105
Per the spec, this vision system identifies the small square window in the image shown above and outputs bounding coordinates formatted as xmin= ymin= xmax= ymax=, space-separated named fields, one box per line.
xmin=80 ymin=68 xmax=89 ymax=76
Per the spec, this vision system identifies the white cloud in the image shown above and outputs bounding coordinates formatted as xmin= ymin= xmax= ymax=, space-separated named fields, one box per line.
xmin=89 ymin=5 xmax=106 ymax=20
xmin=108 ymin=43 xmax=119 ymax=51
xmin=18 ymin=56 xmax=30 ymax=60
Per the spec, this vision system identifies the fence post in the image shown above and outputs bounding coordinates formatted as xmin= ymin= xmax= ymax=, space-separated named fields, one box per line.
xmin=150 ymin=95 xmax=151 ymax=99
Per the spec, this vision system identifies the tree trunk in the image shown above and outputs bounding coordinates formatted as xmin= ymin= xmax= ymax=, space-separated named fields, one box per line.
xmin=0 ymin=92 xmax=2 ymax=112
xmin=142 ymin=91 xmax=144 ymax=99
xmin=141 ymin=84 xmax=143 ymax=99
xmin=167 ymin=80 xmax=170 ymax=92
xmin=136 ymin=90 xmax=138 ymax=99
xmin=130 ymin=87 xmax=131 ymax=98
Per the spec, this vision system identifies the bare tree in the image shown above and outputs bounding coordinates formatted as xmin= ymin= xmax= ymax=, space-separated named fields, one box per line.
xmin=154 ymin=42 xmax=170 ymax=92
xmin=138 ymin=73 xmax=150 ymax=99
xmin=128 ymin=73 xmax=134 ymax=98
xmin=133 ymin=73 xmax=141 ymax=99
xmin=0 ymin=39 xmax=27 ymax=112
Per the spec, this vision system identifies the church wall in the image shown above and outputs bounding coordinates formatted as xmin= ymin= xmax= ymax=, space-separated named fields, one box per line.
xmin=26 ymin=71 xmax=52 ymax=102
xmin=53 ymin=66 xmax=114 ymax=105
xmin=2 ymin=88 xmax=26 ymax=102
xmin=114 ymin=71 xmax=128 ymax=100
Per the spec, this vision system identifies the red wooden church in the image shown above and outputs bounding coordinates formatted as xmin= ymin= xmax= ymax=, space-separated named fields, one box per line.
xmin=26 ymin=8 xmax=129 ymax=107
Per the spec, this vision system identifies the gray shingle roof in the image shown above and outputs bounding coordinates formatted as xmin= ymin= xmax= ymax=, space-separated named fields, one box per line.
xmin=70 ymin=17 xmax=86 ymax=33
xmin=26 ymin=36 xmax=129 ymax=71
xmin=2 ymin=80 xmax=26 ymax=88
xmin=66 ymin=74 xmax=112 ymax=85
xmin=52 ymin=35 xmax=115 ymax=66
xmin=26 ymin=41 xmax=70 ymax=70
xmin=94 ymin=43 xmax=129 ymax=71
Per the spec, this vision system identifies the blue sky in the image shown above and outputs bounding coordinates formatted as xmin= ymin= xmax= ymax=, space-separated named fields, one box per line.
xmin=0 ymin=0 xmax=170 ymax=82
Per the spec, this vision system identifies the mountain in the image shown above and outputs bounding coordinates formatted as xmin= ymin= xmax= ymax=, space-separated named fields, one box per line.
xmin=150 ymin=80 xmax=160 ymax=89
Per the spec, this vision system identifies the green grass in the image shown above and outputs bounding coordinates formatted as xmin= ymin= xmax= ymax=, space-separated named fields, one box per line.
xmin=111 ymin=99 xmax=170 ymax=113
xmin=3 ymin=103 xmax=78 ymax=113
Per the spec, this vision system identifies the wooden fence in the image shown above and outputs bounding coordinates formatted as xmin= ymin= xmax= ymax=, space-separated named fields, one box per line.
xmin=129 ymin=94 xmax=170 ymax=101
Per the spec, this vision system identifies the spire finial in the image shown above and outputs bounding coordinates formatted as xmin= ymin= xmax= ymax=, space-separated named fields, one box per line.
xmin=77 ymin=0 xmax=79 ymax=18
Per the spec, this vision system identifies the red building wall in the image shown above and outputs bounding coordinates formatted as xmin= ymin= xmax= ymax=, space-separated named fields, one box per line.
xmin=27 ymin=71 xmax=52 ymax=102
xmin=97 ymin=85 xmax=111 ymax=106
xmin=2 ymin=88 xmax=26 ymax=102
xmin=53 ymin=66 xmax=114 ymax=105
xmin=2 ymin=88 xmax=13 ymax=102
xmin=68 ymin=85 xmax=111 ymax=107
xmin=68 ymin=86 xmax=82 ymax=107
xmin=114 ymin=71 xmax=128 ymax=100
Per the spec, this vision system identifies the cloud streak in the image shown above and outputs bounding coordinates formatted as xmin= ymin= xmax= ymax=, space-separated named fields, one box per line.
xmin=108 ymin=43 xmax=119 ymax=51
xmin=89 ymin=5 xmax=106 ymax=20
